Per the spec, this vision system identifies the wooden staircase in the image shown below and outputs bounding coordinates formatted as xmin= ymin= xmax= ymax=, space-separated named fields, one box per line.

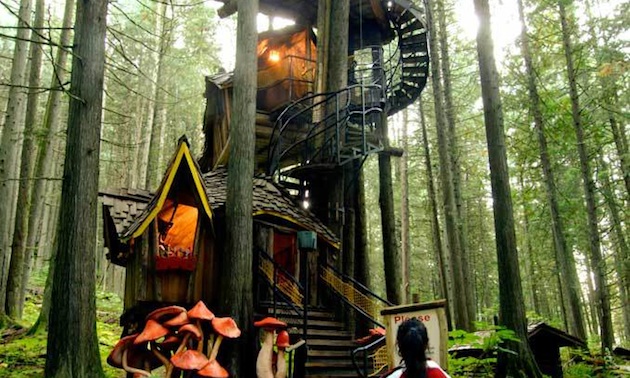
xmin=259 ymin=305 xmax=359 ymax=378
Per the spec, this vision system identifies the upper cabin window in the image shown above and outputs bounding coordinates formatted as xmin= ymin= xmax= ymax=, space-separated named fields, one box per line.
xmin=256 ymin=27 xmax=317 ymax=112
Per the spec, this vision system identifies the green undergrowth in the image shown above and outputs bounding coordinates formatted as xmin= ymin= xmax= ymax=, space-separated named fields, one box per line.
xmin=0 ymin=288 xmax=125 ymax=378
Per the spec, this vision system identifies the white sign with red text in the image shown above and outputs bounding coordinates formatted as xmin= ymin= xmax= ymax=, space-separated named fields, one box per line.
xmin=381 ymin=301 xmax=448 ymax=369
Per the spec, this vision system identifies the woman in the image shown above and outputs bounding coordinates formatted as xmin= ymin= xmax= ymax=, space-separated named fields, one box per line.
xmin=381 ymin=318 xmax=450 ymax=378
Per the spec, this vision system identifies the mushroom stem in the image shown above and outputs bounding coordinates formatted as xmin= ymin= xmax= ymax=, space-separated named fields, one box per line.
xmin=176 ymin=333 xmax=192 ymax=354
xmin=209 ymin=335 xmax=224 ymax=361
xmin=196 ymin=320 xmax=204 ymax=353
xmin=256 ymin=331 xmax=274 ymax=378
xmin=275 ymin=349 xmax=287 ymax=378
xmin=150 ymin=341 xmax=171 ymax=367
xmin=122 ymin=349 xmax=151 ymax=377
xmin=206 ymin=333 xmax=215 ymax=359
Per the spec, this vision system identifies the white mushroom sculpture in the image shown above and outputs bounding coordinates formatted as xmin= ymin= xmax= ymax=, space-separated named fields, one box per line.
xmin=254 ymin=317 xmax=287 ymax=378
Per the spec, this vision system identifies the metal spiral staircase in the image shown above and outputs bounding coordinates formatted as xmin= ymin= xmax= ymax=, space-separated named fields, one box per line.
xmin=266 ymin=0 xmax=428 ymax=178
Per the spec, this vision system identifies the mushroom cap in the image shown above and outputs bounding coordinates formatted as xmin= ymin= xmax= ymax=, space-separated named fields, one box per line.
xmin=107 ymin=334 xmax=138 ymax=368
xmin=212 ymin=317 xmax=241 ymax=338
xmin=197 ymin=359 xmax=229 ymax=378
xmin=276 ymin=330 xmax=290 ymax=348
xmin=164 ymin=311 xmax=190 ymax=327
xmin=159 ymin=334 xmax=182 ymax=351
xmin=134 ymin=319 xmax=170 ymax=344
xmin=178 ymin=323 xmax=203 ymax=340
xmin=187 ymin=301 xmax=215 ymax=321
xmin=253 ymin=317 xmax=286 ymax=330
xmin=170 ymin=349 xmax=209 ymax=371
xmin=146 ymin=305 xmax=187 ymax=322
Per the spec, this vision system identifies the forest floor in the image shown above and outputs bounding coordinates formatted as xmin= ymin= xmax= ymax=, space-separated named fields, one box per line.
xmin=0 ymin=274 xmax=125 ymax=378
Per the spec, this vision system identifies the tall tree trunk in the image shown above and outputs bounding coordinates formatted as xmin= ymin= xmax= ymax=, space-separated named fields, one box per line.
xmin=400 ymin=109 xmax=410 ymax=303
xmin=378 ymin=111 xmax=402 ymax=305
xmin=45 ymin=0 xmax=108 ymax=373
xmin=0 ymin=0 xmax=34 ymax=316
xmin=424 ymin=0 xmax=469 ymax=330
xmin=25 ymin=0 xmax=75 ymax=295
xmin=516 ymin=0 xmax=586 ymax=341
xmin=520 ymin=196 xmax=541 ymax=316
xmin=599 ymin=157 xmax=630 ymax=343
xmin=145 ymin=1 xmax=170 ymax=190
xmin=558 ymin=0 xmax=614 ymax=351
xmin=219 ymin=0 xmax=258 ymax=375
xmin=419 ymin=98 xmax=451 ymax=318
xmin=436 ymin=0 xmax=475 ymax=323
xmin=473 ymin=0 xmax=541 ymax=374
xmin=355 ymin=166 xmax=369 ymax=287
xmin=5 ymin=0 xmax=45 ymax=319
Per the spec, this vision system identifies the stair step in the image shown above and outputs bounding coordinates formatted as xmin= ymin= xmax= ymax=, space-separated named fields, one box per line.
xmin=308 ymin=350 xmax=353 ymax=358
xmin=307 ymin=338 xmax=357 ymax=348
xmin=306 ymin=360 xmax=355 ymax=369
xmin=262 ymin=307 xmax=335 ymax=320
xmin=305 ymin=329 xmax=352 ymax=339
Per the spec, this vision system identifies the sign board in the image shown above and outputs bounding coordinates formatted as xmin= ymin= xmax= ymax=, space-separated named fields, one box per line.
xmin=381 ymin=300 xmax=448 ymax=370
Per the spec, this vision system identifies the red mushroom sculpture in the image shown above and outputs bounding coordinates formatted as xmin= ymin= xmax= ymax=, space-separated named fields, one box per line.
xmin=187 ymin=300 xmax=215 ymax=353
xmin=198 ymin=359 xmax=229 ymax=378
xmin=107 ymin=334 xmax=152 ymax=377
xmin=254 ymin=317 xmax=287 ymax=378
xmin=275 ymin=330 xmax=290 ymax=378
xmin=209 ymin=317 xmax=241 ymax=361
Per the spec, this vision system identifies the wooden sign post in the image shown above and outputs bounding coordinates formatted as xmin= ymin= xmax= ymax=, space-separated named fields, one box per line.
xmin=381 ymin=300 xmax=449 ymax=370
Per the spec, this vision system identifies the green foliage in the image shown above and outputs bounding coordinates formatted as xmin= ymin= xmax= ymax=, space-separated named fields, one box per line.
xmin=448 ymin=327 xmax=520 ymax=377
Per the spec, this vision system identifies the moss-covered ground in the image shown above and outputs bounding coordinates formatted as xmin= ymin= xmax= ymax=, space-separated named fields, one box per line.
xmin=0 ymin=287 xmax=125 ymax=378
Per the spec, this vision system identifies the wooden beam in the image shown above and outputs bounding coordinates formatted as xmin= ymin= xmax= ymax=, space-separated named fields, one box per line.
xmin=379 ymin=147 xmax=404 ymax=157
xmin=217 ymin=0 xmax=237 ymax=18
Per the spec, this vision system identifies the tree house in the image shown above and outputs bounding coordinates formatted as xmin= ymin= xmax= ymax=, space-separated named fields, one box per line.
xmin=101 ymin=0 xmax=430 ymax=375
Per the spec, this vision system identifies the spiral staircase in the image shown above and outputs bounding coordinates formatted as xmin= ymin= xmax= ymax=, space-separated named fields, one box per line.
xmin=266 ymin=0 xmax=428 ymax=178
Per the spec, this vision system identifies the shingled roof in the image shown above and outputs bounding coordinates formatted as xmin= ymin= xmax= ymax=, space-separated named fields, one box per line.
xmin=203 ymin=167 xmax=339 ymax=248
xmin=101 ymin=168 xmax=339 ymax=250
xmin=100 ymin=188 xmax=153 ymax=235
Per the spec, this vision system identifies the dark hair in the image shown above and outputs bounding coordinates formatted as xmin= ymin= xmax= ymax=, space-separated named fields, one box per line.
xmin=397 ymin=318 xmax=428 ymax=378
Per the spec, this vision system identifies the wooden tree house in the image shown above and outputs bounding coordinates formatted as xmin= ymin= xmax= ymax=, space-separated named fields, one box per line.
xmin=101 ymin=1 xmax=429 ymax=376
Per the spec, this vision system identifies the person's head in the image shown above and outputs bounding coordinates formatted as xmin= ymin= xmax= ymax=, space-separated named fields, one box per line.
xmin=397 ymin=318 xmax=429 ymax=377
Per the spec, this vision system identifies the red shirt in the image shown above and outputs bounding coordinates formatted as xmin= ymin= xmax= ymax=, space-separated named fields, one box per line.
xmin=382 ymin=361 xmax=451 ymax=378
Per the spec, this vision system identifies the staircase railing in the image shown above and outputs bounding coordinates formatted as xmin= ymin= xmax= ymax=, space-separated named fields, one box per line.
xmin=257 ymin=249 xmax=308 ymax=341
xmin=351 ymin=335 xmax=389 ymax=378
xmin=267 ymin=83 xmax=384 ymax=176
xmin=320 ymin=263 xmax=393 ymax=376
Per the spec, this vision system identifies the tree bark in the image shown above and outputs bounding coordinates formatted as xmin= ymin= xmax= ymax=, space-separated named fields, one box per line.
xmin=473 ymin=0 xmax=541 ymax=374
xmin=0 ymin=0 xmax=34 ymax=315
xmin=377 ymin=108 xmax=402 ymax=305
xmin=419 ymin=98 xmax=451 ymax=320
xmin=400 ymin=109 xmax=410 ymax=303
xmin=436 ymin=0 xmax=475 ymax=323
xmin=516 ymin=0 xmax=586 ymax=341
xmin=424 ymin=0 xmax=469 ymax=330
xmin=45 ymin=0 xmax=108 ymax=374
xmin=5 ymin=0 xmax=45 ymax=319
xmin=558 ymin=0 xmax=614 ymax=351
xmin=219 ymin=0 xmax=258 ymax=375
xmin=25 ymin=0 xmax=75 ymax=296
xmin=145 ymin=1 xmax=170 ymax=190
xmin=599 ymin=157 xmax=630 ymax=343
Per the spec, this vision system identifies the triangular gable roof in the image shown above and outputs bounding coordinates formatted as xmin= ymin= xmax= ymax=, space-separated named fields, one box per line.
xmin=121 ymin=137 xmax=213 ymax=241
xmin=203 ymin=167 xmax=340 ymax=249
xmin=527 ymin=322 xmax=586 ymax=348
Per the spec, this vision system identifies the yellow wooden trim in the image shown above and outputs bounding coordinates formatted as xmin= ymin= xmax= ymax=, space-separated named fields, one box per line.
xmin=252 ymin=209 xmax=340 ymax=249
xmin=130 ymin=143 xmax=212 ymax=239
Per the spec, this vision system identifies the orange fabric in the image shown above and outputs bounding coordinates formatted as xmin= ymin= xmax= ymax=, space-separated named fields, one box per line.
xmin=158 ymin=200 xmax=198 ymax=251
